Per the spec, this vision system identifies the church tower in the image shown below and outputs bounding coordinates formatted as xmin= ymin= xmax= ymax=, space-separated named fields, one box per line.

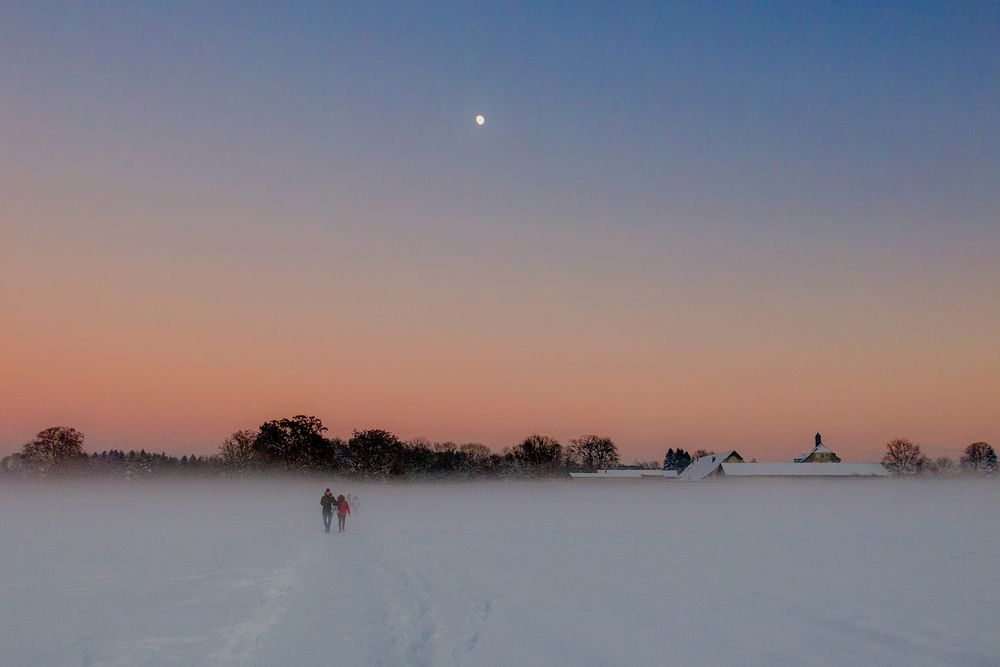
xmin=795 ymin=432 xmax=842 ymax=463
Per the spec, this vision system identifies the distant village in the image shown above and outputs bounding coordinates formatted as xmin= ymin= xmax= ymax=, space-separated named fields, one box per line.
xmin=570 ymin=433 xmax=890 ymax=481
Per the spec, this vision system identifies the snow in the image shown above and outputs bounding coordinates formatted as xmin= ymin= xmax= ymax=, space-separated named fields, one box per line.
xmin=677 ymin=450 xmax=741 ymax=480
xmin=2 ymin=479 xmax=998 ymax=666
xmin=795 ymin=442 xmax=836 ymax=462
xmin=722 ymin=463 xmax=889 ymax=476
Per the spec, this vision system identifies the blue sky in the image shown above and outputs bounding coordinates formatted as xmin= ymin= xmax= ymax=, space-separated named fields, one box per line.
xmin=2 ymin=2 xmax=998 ymax=457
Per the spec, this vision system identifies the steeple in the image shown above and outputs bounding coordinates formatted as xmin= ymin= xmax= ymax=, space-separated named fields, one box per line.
xmin=795 ymin=432 xmax=841 ymax=463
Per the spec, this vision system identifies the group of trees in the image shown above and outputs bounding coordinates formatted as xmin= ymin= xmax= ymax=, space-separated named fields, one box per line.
xmin=215 ymin=418 xmax=622 ymax=478
xmin=1 ymin=425 xmax=224 ymax=478
xmin=882 ymin=438 xmax=997 ymax=476
xmin=4 ymin=423 xmax=997 ymax=480
xmin=86 ymin=449 xmax=219 ymax=476
xmin=2 ymin=418 xmax=623 ymax=479
xmin=662 ymin=448 xmax=694 ymax=471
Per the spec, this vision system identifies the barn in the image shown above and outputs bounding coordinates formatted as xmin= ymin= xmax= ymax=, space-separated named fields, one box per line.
xmin=677 ymin=451 xmax=744 ymax=481
xmin=569 ymin=469 xmax=679 ymax=480
xmin=720 ymin=462 xmax=888 ymax=477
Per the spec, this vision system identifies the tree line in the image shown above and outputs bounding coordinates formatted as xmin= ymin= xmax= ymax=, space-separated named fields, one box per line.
xmin=1 ymin=418 xmax=624 ymax=479
xmin=2 ymin=421 xmax=996 ymax=480
xmin=217 ymin=417 xmax=626 ymax=477
xmin=881 ymin=438 xmax=997 ymax=476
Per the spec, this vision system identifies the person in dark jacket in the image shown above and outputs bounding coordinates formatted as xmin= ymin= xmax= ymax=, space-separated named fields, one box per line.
xmin=336 ymin=494 xmax=351 ymax=533
xmin=321 ymin=489 xmax=336 ymax=532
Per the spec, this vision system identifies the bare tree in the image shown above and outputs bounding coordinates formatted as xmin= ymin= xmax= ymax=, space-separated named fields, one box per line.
xmin=433 ymin=441 xmax=458 ymax=454
xmin=459 ymin=443 xmax=493 ymax=472
xmin=1 ymin=453 xmax=25 ymax=473
xmin=406 ymin=436 xmax=432 ymax=450
xmin=960 ymin=442 xmax=997 ymax=474
xmin=693 ymin=449 xmax=715 ymax=459
xmin=882 ymin=438 xmax=928 ymax=476
xmin=459 ymin=443 xmax=492 ymax=463
xmin=567 ymin=435 xmax=619 ymax=472
xmin=930 ymin=456 xmax=958 ymax=476
xmin=21 ymin=427 xmax=86 ymax=468
xmin=219 ymin=430 xmax=258 ymax=469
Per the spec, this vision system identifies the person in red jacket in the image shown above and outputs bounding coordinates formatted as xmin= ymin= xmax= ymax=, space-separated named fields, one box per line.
xmin=336 ymin=494 xmax=351 ymax=533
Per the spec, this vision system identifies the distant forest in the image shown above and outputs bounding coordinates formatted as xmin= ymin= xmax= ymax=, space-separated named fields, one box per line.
xmin=1 ymin=417 xmax=996 ymax=479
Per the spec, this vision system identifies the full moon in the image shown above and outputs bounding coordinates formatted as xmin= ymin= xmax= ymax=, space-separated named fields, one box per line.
xmin=475 ymin=114 xmax=485 ymax=126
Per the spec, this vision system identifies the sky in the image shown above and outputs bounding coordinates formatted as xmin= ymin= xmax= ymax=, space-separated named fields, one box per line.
xmin=1 ymin=1 xmax=998 ymax=462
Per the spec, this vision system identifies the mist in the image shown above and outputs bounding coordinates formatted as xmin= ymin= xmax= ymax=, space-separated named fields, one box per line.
xmin=2 ymin=478 xmax=998 ymax=666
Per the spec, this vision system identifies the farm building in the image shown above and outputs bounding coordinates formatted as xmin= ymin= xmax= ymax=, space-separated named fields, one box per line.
xmin=721 ymin=462 xmax=888 ymax=477
xmin=676 ymin=438 xmax=888 ymax=480
xmin=569 ymin=469 xmax=679 ymax=480
xmin=677 ymin=451 xmax=744 ymax=481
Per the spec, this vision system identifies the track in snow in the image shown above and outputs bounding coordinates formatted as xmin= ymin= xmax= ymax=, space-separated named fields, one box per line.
xmin=249 ymin=526 xmax=495 ymax=667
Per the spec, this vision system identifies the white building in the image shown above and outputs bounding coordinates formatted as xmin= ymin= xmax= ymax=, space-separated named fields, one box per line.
xmin=676 ymin=443 xmax=888 ymax=480
xmin=721 ymin=462 xmax=888 ymax=477
xmin=677 ymin=451 xmax=744 ymax=481
xmin=569 ymin=469 xmax=679 ymax=480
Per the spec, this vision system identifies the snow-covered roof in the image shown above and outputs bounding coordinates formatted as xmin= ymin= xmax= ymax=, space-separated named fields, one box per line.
xmin=569 ymin=469 xmax=678 ymax=479
xmin=677 ymin=451 xmax=740 ymax=481
xmin=794 ymin=442 xmax=835 ymax=462
xmin=721 ymin=463 xmax=888 ymax=477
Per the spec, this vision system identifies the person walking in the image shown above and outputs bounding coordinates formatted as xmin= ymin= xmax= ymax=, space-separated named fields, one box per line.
xmin=336 ymin=494 xmax=351 ymax=533
xmin=321 ymin=488 xmax=336 ymax=533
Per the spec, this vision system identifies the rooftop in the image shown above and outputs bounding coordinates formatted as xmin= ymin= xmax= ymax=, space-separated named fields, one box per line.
xmin=721 ymin=463 xmax=888 ymax=477
xmin=569 ymin=469 xmax=679 ymax=479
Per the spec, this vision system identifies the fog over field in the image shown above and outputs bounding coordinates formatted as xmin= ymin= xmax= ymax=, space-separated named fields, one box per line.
xmin=2 ymin=480 xmax=998 ymax=666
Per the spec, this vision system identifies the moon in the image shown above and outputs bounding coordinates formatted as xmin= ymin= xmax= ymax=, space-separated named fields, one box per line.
xmin=475 ymin=114 xmax=485 ymax=126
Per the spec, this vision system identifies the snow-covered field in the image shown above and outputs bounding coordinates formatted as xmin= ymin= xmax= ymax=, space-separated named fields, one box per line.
xmin=2 ymin=479 xmax=998 ymax=666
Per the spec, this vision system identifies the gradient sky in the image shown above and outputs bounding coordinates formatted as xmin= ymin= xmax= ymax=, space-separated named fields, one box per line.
xmin=2 ymin=2 xmax=998 ymax=461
